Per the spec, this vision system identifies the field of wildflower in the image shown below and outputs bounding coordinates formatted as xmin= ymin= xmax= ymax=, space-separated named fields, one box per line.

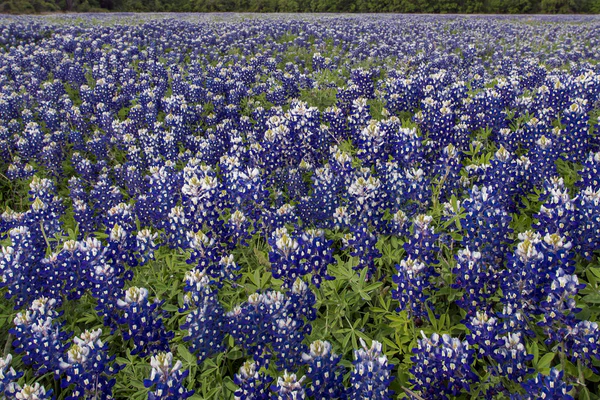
xmin=0 ymin=13 xmax=599 ymax=400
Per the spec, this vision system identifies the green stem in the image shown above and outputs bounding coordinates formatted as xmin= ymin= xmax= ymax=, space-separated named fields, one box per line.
xmin=577 ymin=359 xmax=585 ymax=391
xmin=40 ymin=221 xmax=52 ymax=254
xmin=3 ymin=333 xmax=12 ymax=356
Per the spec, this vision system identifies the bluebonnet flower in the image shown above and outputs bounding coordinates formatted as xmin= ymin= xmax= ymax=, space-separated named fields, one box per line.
xmin=6 ymin=157 xmax=36 ymax=181
xmin=574 ymin=185 xmax=600 ymax=260
xmin=529 ymin=135 xmax=559 ymax=185
xmin=480 ymin=145 xmax=522 ymax=211
xmin=181 ymin=269 xmax=226 ymax=364
xmin=226 ymin=209 xmax=253 ymax=249
xmin=351 ymin=68 xmax=377 ymax=99
xmin=301 ymin=340 xmax=346 ymax=399
xmin=224 ymin=165 xmax=270 ymax=222
xmin=343 ymin=225 xmax=381 ymax=280
xmin=538 ymin=267 xmax=583 ymax=343
xmin=297 ymin=229 xmax=334 ymax=287
xmin=384 ymin=77 xmax=422 ymax=115
xmin=105 ymin=222 xmax=139 ymax=270
xmin=10 ymin=297 xmax=69 ymax=376
xmin=410 ymin=332 xmax=478 ymax=399
xmin=562 ymin=321 xmax=599 ymax=369
xmin=89 ymin=173 xmax=123 ymax=215
xmin=387 ymin=209 xmax=410 ymax=237
xmin=323 ymin=106 xmax=348 ymax=142
xmin=539 ymin=233 xmax=575 ymax=277
xmin=311 ymin=52 xmax=326 ymax=71
xmin=393 ymin=257 xmax=432 ymax=318
xmin=434 ymin=144 xmax=463 ymax=202
xmin=136 ymin=229 xmax=159 ymax=266
xmin=492 ymin=333 xmax=533 ymax=384
xmin=337 ymin=84 xmax=363 ymax=115
xmin=356 ymin=121 xmax=389 ymax=167
xmin=465 ymin=310 xmax=500 ymax=358
xmin=349 ymin=339 xmax=394 ymax=400
xmin=266 ymin=203 xmax=296 ymax=232
xmin=71 ymin=235 xmax=129 ymax=331
xmin=4 ymin=382 xmax=54 ymax=400
xmin=181 ymin=163 xmax=224 ymax=234
xmin=116 ymin=287 xmax=173 ymax=357
xmin=460 ymin=185 xmax=513 ymax=264
xmin=72 ymin=199 xmax=96 ymax=236
xmin=501 ymin=231 xmax=558 ymax=316
xmin=271 ymin=315 xmax=308 ymax=372
xmin=534 ymin=178 xmax=577 ymax=237
xmin=144 ymin=352 xmax=194 ymax=400
xmin=560 ymin=99 xmax=591 ymax=163
xmin=16 ymin=122 xmax=44 ymax=161
xmin=164 ymin=206 xmax=190 ymax=249
xmin=268 ymin=227 xmax=301 ymax=286
xmin=0 ymin=226 xmax=48 ymax=308
xmin=41 ymin=240 xmax=87 ymax=301
xmin=271 ymin=371 xmax=306 ymax=400
xmin=141 ymin=165 xmax=182 ymax=227
xmin=404 ymin=214 xmax=439 ymax=267
xmin=577 ymin=151 xmax=600 ymax=191
xmin=347 ymin=169 xmax=385 ymax=229
xmin=329 ymin=148 xmax=355 ymax=190
xmin=297 ymin=166 xmax=339 ymax=227
xmin=515 ymin=369 xmax=573 ymax=400
xmin=234 ymin=361 xmax=273 ymax=400
xmin=0 ymin=354 xmax=23 ymax=397
xmin=348 ymin=97 xmax=371 ymax=141
xmin=59 ymin=329 xmax=122 ymax=400
xmin=452 ymin=248 xmax=499 ymax=315
xmin=285 ymin=168 xmax=309 ymax=202
xmin=28 ymin=176 xmax=65 ymax=239
xmin=226 ymin=280 xmax=315 ymax=370
xmin=185 ymin=230 xmax=221 ymax=273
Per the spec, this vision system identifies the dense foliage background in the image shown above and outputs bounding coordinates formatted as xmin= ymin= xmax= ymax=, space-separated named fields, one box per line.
xmin=2 ymin=0 xmax=600 ymax=14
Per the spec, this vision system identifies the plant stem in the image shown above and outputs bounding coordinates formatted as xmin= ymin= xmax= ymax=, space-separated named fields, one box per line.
xmin=3 ymin=333 xmax=12 ymax=356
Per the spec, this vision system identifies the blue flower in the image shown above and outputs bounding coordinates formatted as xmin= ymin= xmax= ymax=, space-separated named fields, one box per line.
xmin=410 ymin=332 xmax=477 ymax=399
xmin=10 ymin=297 xmax=69 ymax=376
xmin=393 ymin=257 xmax=432 ymax=318
xmin=59 ymin=329 xmax=122 ymax=400
xmin=144 ymin=352 xmax=194 ymax=400
xmin=181 ymin=269 xmax=226 ymax=364
xmin=5 ymin=382 xmax=54 ymax=400
xmin=116 ymin=287 xmax=173 ymax=357
xmin=271 ymin=371 xmax=306 ymax=400
xmin=492 ymin=333 xmax=533 ymax=383
xmin=301 ymin=340 xmax=346 ymax=399
xmin=516 ymin=369 xmax=573 ymax=400
xmin=349 ymin=339 xmax=394 ymax=400
xmin=234 ymin=361 xmax=273 ymax=400
xmin=0 ymin=354 xmax=23 ymax=397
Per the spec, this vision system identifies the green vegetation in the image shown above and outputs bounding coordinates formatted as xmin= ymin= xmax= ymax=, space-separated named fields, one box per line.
xmin=2 ymin=0 xmax=600 ymax=14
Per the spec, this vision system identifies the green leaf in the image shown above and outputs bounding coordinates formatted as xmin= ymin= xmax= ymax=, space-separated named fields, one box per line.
xmin=536 ymin=352 xmax=555 ymax=370
xmin=177 ymin=344 xmax=196 ymax=365
xmin=226 ymin=350 xmax=244 ymax=360
xmin=579 ymin=387 xmax=591 ymax=400
xmin=130 ymin=380 xmax=147 ymax=390
xmin=426 ymin=306 xmax=438 ymax=331
xmin=588 ymin=267 xmax=600 ymax=279
xmin=529 ymin=341 xmax=539 ymax=365
xmin=162 ymin=304 xmax=179 ymax=312
xmin=582 ymin=294 xmax=600 ymax=304
xmin=363 ymin=281 xmax=383 ymax=292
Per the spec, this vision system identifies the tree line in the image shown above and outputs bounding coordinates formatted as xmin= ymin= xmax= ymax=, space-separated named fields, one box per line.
xmin=1 ymin=0 xmax=599 ymax=16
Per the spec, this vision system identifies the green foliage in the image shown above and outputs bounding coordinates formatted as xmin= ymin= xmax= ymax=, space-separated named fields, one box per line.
xmin=2 ymin=0 xmax=599 ymax=13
